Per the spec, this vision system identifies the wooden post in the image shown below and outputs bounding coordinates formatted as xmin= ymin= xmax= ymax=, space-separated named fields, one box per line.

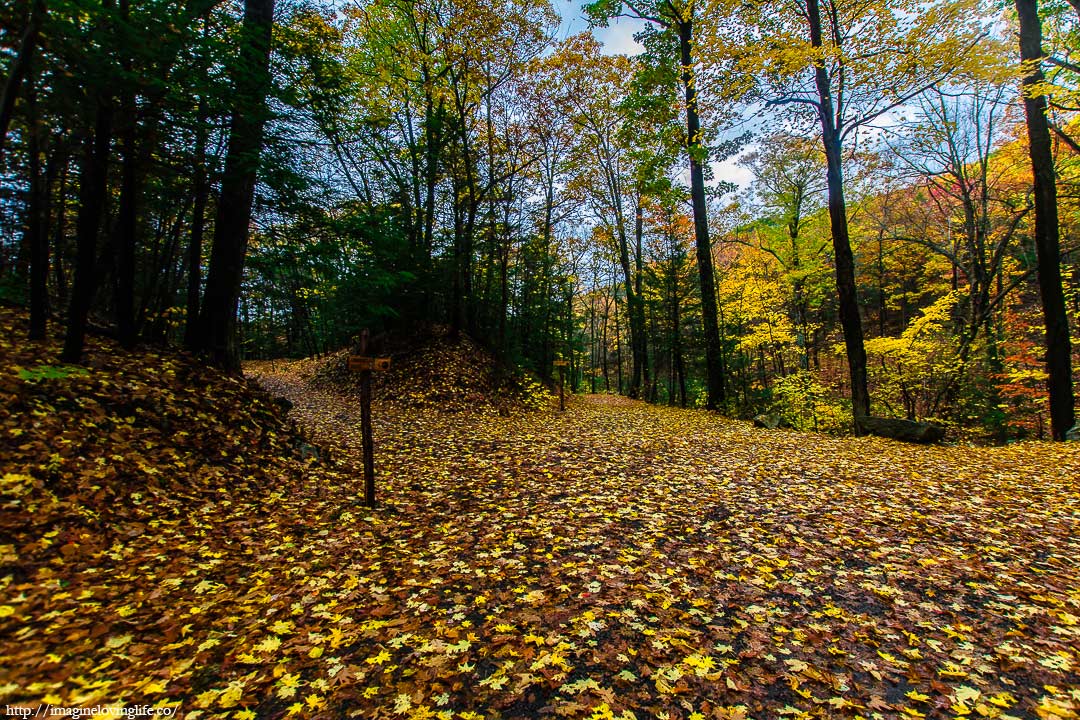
xmin=347 ymin=336 xmax=390 ymax=506
xmin=358 ymin=329 xmax=376 ymax=507
xmin=554 ymin=359 xmax=568 ymax=412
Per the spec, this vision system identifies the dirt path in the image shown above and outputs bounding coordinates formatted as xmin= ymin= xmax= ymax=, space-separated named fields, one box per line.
xmin=237 ymin=362 xmax=1080 ymax=719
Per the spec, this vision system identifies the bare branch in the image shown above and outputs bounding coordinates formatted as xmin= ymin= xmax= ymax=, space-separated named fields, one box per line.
xmin=1050 ymin=121 xmax=1080 ymax=155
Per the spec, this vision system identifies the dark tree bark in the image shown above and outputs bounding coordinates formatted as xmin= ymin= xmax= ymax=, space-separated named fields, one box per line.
xmin=668 ymin=234 xmax=688 ymax=408
xmin=1016 ymin=0 xmax=1076 ymax=440
xmin=113 ymin=103 xmax=139 ymax=348
xmin=112 ymin=0 xmax=140 ymax=349
xmin=196 ymin=0 xmax=275 ymax=371
xmin=61 ymin=66 xmax=115 ymax=363
xmin=184 ymin=98 xmax=209 ymax=351
xmin=806 ymin=0 xmax=871 ymax=425
xmin=53 ymin=157 xmax=69 ymax=308
xmin=633 ymin=199 xmax=650 ymax=394
xmin=0 ymin=0 xmax=45 ymax=163
xmin=677 ymin=15 xmax=725 ymax=410
xmin=613 ymin=195 xmax=645 ymax=397
xmin=25 ymin=61 xmax=49 ymax=340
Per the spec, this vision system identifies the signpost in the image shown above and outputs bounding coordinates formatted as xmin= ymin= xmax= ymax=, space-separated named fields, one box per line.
xmin=554 ymin=359 xmax=568 ymax=411
xmin=348 ymin=329 xmax=391 ymax=506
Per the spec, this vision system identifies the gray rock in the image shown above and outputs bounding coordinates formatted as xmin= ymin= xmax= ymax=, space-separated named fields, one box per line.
xmin=857 ymin=415 xmax=945 ymax=443
xmin=753 ymin=413 xmax=781 ymax=430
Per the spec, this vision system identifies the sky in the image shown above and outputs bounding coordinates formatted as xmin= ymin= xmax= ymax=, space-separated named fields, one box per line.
xmin=553 ymin=1 xmax=756 ymax=192
xmin=555 ymin=1 xmax=647 ymax=54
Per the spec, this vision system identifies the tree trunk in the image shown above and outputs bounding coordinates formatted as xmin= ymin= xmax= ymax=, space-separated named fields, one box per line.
xmin=0 ymin=0 xmax=45 ymax=163
xmin=806 ymin=0 xmax=870 ymax=425
xmin=196 ymin=0 xmax=275 ymax=371
xmin=113 ymin=92 xmax=139 ymax=347
xmin=61 ymin=62 xmax=115 ymax=364
xmin=634 ymin=199 xmax=650 ymax=394
xmin=184 ymin=98 xmax=209 ymax=350
xmin=613 ymin=191 xmax=643 ymax=397
xmin=1016 ymin=0 xmax=1076 ymax=440
xmin=678 ymin=17 xmax=725 ymax=410
xmin=53 ymin=157 xmax=69 ymax=308
xmin=26 ymin=61 xmax=49 ymax=340
xmin=670 ymin=254 xmax=687 ymax=408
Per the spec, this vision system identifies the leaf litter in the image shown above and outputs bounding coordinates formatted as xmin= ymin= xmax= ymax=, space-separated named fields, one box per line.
xmin=1 ymin=307 xmax=1079 ymax=719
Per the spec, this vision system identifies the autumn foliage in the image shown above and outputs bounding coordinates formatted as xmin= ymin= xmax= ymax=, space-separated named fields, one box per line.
xmin=3 ymin=307 xmax=1079 ymax=718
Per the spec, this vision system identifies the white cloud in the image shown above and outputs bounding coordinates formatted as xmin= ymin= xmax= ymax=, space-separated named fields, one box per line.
xmin=593 ymin=18 xmax=646 ymax=55
xmin=556 ymin=3 xmax=646 ymax=55
xmin=712 ymin=155 xmax=754 ymax=192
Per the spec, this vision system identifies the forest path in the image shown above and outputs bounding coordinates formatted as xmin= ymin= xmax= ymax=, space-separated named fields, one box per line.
xmin=241 ymin=362 xmax=1080 ymax=718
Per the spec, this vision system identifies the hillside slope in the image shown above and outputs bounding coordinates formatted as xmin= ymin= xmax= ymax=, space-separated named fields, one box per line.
xmin=0 ymin=307 xmax=361 ymax=709
xmin=249 ymin=326 xmax=555 ymax=415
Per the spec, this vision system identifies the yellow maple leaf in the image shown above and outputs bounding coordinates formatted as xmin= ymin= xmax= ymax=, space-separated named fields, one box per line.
xmin=105 ymin=634 xmax=132 ymax=649
xmin=195 ymin=689 xmax=219 ymax=708
xmin=254 ymin=635 xmax=281 ymax=653
xmin=219 ymin=681 xmax=245 ymax=709
xmin=906 ymin=690 xmax=930 ymax=703
xmin=366 ymin=649 xmax=391 ymax=665
xmin=328 ymin=628 xmax=345 ymax=649
xmin=955 ymin=686 xmax=981 ymax=703
xmin=989 ymin=692 xmax=1016 ymax=708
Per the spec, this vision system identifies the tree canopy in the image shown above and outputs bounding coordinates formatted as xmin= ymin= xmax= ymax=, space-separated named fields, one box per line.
xmin=0 ymin=0 xmax=1076 ymax=438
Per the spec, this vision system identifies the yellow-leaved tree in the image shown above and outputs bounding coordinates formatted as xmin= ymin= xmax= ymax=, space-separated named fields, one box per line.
xmin=700 ymin=0 xmax=989 ymax=428
xmin=864 ymin=291 xmax=964 ymax=421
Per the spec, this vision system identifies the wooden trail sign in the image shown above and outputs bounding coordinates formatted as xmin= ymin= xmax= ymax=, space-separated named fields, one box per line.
xmin=349 ymin=329 xmax=391 ymax=507
xmin=348 ymin=356 xmax=391 ymax=372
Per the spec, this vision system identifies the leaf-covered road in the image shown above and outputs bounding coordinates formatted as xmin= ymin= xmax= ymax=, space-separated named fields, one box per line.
xmin=245 ymin=363 xmax=1080 ymax=720
xmin=3 ymin=333 xmax=1079 ymax=720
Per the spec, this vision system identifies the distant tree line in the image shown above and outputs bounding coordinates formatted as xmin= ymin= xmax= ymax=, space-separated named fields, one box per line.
xmin=0 ymin=0 xmax=1076 ymax=439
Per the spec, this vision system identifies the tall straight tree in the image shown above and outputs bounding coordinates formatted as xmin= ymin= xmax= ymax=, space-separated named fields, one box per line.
xmin=24 ymin=56 xmax=49 ymax=341
xmin=61 ymin=0 xmax=117 ymax=364
xmin=0 ymin=0 xmax=45 ymax=163
xmin=703 ymin=0 xmax=986 ymax=427
xmin=585 ymin=0 xmax=728 ymax=409
xmin=556 ymin=36 xmax=650 ymax=397
xmin=197 ymin=0 xmax=275 ymax=370
xmin=1015 ymin=0 xmax=1076 ymax=440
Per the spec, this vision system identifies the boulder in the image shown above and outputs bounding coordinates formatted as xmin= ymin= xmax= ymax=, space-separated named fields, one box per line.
xmin=857 ymin=415 xmax=945 ymax=443
xmin=1066 ymin=424 xmax=1080 ymax=441
xmin=753 ymin=413 xmax=781 ymax=430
